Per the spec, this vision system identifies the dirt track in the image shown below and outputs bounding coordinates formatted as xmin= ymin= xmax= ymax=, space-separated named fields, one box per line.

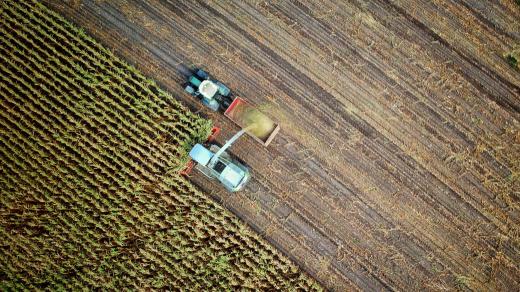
xmin=43 ymin=0 xmax=519 ymax=290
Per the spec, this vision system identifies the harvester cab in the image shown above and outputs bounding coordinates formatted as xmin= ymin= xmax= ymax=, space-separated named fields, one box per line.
xmin=184 ymin=69 xmax=234 ymax=112
xmin=188 ymin=129 xmax=250 ymax=192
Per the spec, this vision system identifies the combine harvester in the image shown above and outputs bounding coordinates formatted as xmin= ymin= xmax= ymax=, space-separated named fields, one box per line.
xmin=182 ymin=68 xmax=279 ymax=192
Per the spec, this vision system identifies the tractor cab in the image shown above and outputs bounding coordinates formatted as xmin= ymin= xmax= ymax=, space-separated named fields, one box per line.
xmin=184 ymin=69 xmax=234 ymax=112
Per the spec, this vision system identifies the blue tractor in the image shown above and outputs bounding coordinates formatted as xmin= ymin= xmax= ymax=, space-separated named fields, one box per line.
xmin=184 ymin=68 xmax=234 ymax=112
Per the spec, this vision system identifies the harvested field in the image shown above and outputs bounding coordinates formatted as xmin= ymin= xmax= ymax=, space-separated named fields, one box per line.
xmin=42 ymin=0 xmax=520 ymax=290
xmin=0 ymin=1 xmax=321 ymax=290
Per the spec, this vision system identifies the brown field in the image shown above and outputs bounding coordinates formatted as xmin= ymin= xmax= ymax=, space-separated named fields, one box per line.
xmin=0 ymin=1 xmax=321 ymax=289
xmin=43 ymin=0 xmax=519 ymax=290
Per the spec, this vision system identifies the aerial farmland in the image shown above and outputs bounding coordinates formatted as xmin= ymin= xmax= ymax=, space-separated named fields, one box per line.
xmin=2 ymin=0 xmax=519 ymax=290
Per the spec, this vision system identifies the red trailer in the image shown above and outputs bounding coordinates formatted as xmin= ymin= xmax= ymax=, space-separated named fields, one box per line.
xmin=224 ymin=97 xmax=280 ymax=147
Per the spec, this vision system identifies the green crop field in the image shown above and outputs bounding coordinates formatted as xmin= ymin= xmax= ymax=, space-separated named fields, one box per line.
xmin=0 ymin=1 xmax=320 ymax=290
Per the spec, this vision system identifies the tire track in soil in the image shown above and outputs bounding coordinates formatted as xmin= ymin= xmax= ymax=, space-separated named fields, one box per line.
xmin=205 ymin=0 xmax=516 ymax=286
xmin=63 ymin=1 xmax=402 ymax=288
xmin=43 ymin=0 xmax=520 ymax=290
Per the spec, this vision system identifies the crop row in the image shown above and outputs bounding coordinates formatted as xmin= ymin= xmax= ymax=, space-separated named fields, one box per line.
xmin=0 ymin=0 xmax=320 ymax=290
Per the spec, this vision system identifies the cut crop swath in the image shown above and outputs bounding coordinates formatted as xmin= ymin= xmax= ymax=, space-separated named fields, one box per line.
xmin=0 ymin=0 xmax=321 ymax=290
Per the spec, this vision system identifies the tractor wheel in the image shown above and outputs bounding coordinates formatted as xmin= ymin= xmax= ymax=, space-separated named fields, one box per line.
xmin=222 ymin=96 xmax=232 ymax=110
xmin=216 ymin=82 xmax=231 ymax=96
xmin=196 ymin=69 xmax=209 ymax=79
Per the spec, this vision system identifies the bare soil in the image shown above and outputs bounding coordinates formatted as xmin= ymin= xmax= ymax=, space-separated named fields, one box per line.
xmin=43 ymin=0 xmax=520 ymax=290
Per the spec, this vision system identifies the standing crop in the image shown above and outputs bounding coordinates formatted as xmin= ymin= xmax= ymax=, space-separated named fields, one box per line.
xmin=0 ymin=0 xmax=321 ymax=290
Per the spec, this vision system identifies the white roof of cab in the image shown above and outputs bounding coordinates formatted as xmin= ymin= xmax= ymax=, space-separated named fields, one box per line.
xmin=199 ymin=80 xmax=219 ymax=99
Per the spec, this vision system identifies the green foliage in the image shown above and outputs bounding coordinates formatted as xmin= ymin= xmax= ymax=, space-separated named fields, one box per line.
xmin=505 ymin=53 xmax=518 ymax=68
xmin=209 ymin=255 xmax=231 ymax=275
xmin=505 ymin=48 xmax=519 ymax=69
xmin=454 ymin=275 xmax=473 ymax=290
xmin=0 ymin=0 xmax=321 ymax=291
